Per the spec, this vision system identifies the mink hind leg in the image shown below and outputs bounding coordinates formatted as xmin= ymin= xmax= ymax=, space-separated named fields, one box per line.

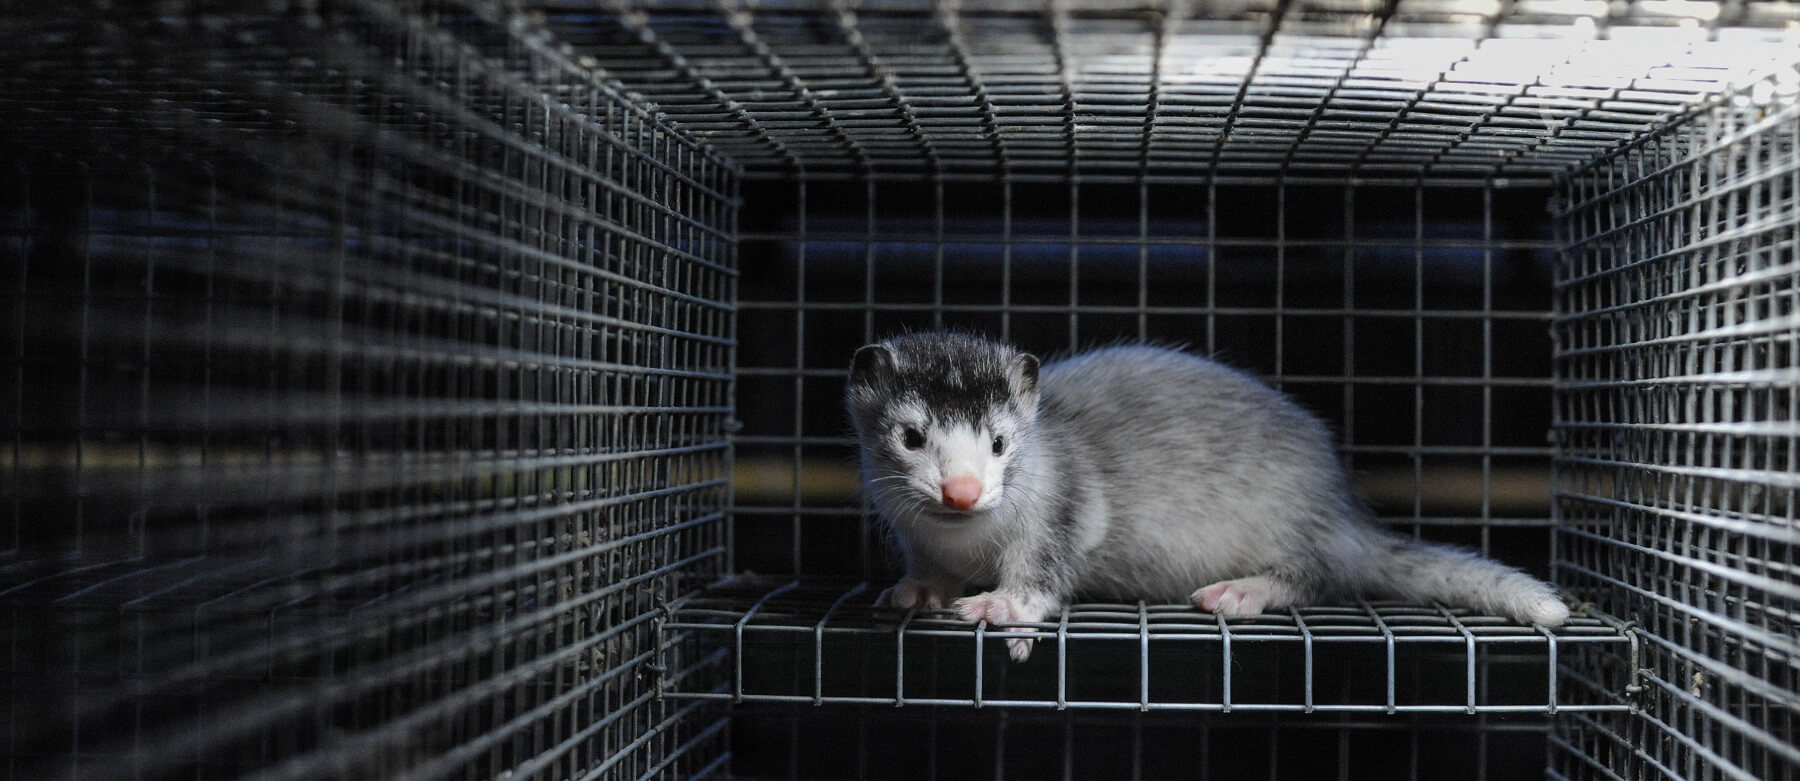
xmin=1191 ymin=568 xmax=1327 ymax=616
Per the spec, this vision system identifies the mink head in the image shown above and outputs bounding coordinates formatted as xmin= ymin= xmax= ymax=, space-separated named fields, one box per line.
xmin=845 ymin=332 xmax=1040 ymax=515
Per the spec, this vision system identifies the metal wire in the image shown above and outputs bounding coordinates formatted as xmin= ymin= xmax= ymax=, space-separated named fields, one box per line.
xmin=539 ymin=0 xmax=1800 ymax=179
xmin=1 ymin=2 xmax=735 ymax=779
xmin=657 ymin=577 xmax=1631 ymax=713
xmin=7 ymin=1 xmax=1798 ymax=779
xmin=1553 ymin=77 xmax=1800 ymax=781
xmin=733 ymin=177 xmax=1563 ymax=579
xmin=731 ymin=704 xmax=1558 ymax=780
xmin=712 ymin=173 xmax=1586 ymax=773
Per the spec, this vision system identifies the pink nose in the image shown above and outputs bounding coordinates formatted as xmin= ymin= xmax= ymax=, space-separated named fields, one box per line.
xmin=941 ymin=476 xmax=983 ymax=510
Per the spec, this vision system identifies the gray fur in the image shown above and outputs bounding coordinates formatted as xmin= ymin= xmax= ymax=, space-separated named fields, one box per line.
xmin=847 ymin=331 xmax=1570 ymax=662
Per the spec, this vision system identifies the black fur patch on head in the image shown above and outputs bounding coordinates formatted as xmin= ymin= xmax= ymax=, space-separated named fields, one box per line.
xmin=845 ymin=331 xmax=1032 ymax=433
xmin=885 ymin=332 xmax=1016 ymax=423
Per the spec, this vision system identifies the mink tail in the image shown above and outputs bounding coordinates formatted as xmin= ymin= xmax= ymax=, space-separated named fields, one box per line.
xmin=1364 ymin=534 xmax=1570 ymax=626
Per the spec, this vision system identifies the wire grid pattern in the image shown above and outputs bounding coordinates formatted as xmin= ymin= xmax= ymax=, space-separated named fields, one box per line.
xmin=695 ymin=176 xmax=1599 ymax=736
xmin=657 ymin=577 xmax=1632 ymax=713
xmin=539 ymin=0 xmax=1800 ymax=180
xmin=1 ymin=2 xmax=735 ymax=779
xmin=734 ymin=176 xmax=1561 ymax=580
xmin=731 ymin=705 xmax=1564 ymax=780
xmin=1552 ymin=81 xmax=1800 ymax=780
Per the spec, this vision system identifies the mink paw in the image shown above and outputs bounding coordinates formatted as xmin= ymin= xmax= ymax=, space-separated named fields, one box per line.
xmin=877 ymin=576 xmax=949 ymax=610
xmin=1192 ymin=576 xmax=1286 ymax=616
xmin=953 ymin=591 xmax=1045 ymax=662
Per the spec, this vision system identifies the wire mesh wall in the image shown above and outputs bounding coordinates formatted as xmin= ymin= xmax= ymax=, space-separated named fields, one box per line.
xmin=1553 ymin=80 xmax=1800 ymax=780
xmin=730 ymin=705 xmax=1562 ymax=780
xmin=542 ymin=0 xmax=1800 ymax=179
xmin=734 ymin=176 xmax=1562 ymax=580
xmin=651 ymin=174 xmax=1637 ymax=770
xmin=1 ymin=2 xmax=736 ymax=778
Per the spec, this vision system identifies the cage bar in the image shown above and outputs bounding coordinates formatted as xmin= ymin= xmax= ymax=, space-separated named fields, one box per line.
xmin=6 ymin=0 xmax=1800 ymax=779
xmin=540 ymin=0 xmax=1800 ymax=179
xmin=656 ymin=576 xmax=1632 ymax=713
xmin=1554 ymin=77 xmax=1800 ymax=781
xmin=2 ymin=2 xmax=736 ymax=778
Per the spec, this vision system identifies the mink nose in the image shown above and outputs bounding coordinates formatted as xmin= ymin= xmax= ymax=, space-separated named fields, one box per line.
xmin=940 ymin=476 xmax=983 ymax=510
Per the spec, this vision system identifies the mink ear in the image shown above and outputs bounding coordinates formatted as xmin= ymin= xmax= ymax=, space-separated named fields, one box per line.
xmin=851 ymin=344 xmax=896 ymax=386
xmin=1011 ymin=353 xmax=1040 ymax=397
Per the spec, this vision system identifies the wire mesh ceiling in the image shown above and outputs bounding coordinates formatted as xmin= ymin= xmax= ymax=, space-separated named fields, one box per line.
xmin=539 ymin=0 xmax=1800 ymax=179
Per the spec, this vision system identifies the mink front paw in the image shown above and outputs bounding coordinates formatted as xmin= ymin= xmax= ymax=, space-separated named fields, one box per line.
xmin=877 ymin=576 xmax=948 ymax=610
xmin=952 ymin=591 xmax=1048 ymax=662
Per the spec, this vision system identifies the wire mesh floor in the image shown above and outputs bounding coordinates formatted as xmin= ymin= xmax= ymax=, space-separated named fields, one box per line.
xmin=656 ymin=577 xmax=1635 ymax=715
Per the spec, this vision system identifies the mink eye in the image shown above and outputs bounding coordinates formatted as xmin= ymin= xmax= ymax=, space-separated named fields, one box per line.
xmin=902 ymin=427 xmax=926 ymax=450
xmin=991 ymin=435 xmax=1006 ymax=456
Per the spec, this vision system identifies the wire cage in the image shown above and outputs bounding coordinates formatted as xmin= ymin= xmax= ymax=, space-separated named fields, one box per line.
xmin=3 ymin=1 xmax=1797 ymax=779
xmin=3 ymin=3 xmax=735 ymax=778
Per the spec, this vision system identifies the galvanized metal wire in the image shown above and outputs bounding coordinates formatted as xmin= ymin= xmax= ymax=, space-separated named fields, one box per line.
xmin=709 ymin=169 xmax=1596 ymax=775
xmin=731 ymin=704 xmax=1566 ymax=780
xmin=6 ymin=0 xmax=1799 ymax=779
xmin=1 ymin=2 xmax=736 ymax=778
xmin=657 ymin=576 xmax=1632 ymax=714
xmin=731 ymin=176 xmax=1564 ymax=580
xmin=1554 ymin=79 xmax=1800 ymax=781
xmin=541 ymin=0 xmax=1800 ymax=179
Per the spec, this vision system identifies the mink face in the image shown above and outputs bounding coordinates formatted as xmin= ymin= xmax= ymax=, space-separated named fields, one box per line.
xmin=845 ymin=332 xmax=1039 ymax=516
